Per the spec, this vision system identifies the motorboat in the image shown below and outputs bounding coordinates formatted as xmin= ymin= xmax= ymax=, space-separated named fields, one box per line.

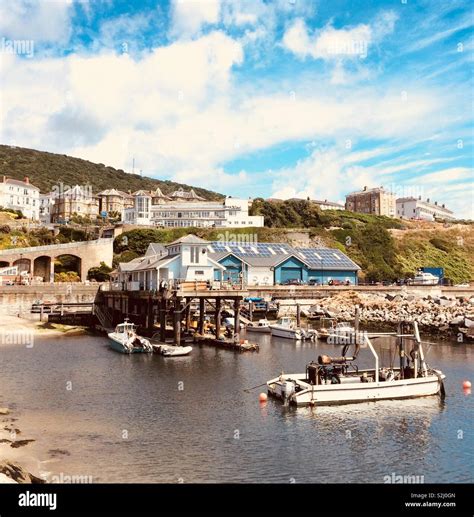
xmin=246 ymin=319 xmax=271 ymax=333
xmin=408 ymin=272 xmax=439 ymax=286
xmin=160 ymin=345 xmax=193 ymax=357
xmin=108 ymin=320 xmax=153 ymax=354
xmin=326 ymin=321 xmax=366 ymax=345
xmin=267 ymin=321 xmax=445 ymax=406
xmin=269 ymin=317 xmax=317 ymax=341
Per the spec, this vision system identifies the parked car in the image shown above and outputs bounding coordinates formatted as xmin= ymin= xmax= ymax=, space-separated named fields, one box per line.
xmin=281 ymin=278 xmax=305 ymax=286
xmin=328 ymin=279 xmax=351 ymax=286
xmin=307 ymin=278 xmax=320 ymax=286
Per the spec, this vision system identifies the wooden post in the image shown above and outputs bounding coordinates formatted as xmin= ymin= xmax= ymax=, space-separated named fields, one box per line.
xmin=296 ymin=303 xmax=301 ymax=327
xmin=234 ymin=299 xmax=240 ymax=341
xmin=185 ymin=298 xmax=191 ymax=331
xmin=199 ymin=298 xmax=205 ymax=334
xmin=174 ymin=306 xmax=181 ymax=346
xmin=159 ymin=299 xmax=167 ymax=342
xmin=354 ymin=305 xmax=360 ymax=333
xmin=248 ymin=301 xmax=253 ymax=322
xmin=215 ymin=298 xmax=221 ymax=339
xmin=147 ymin=295 xmax=154 ymax=331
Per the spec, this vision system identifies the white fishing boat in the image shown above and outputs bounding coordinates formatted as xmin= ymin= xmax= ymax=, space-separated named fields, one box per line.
xmin=107 ymin=320 xmax=153 ymax=354
xmin=408 ymin=272 xmax=439 ymax=286
xmin=159 ymin=345 xmax=193 ymax=357
xmin=269 ymin=316 xmax=317 ymax=341
xmin=267 ymin=321 xmax=445 ymax=406
xmin=324 ymin=321 xmax=367 ymax=345
xmin=246 ymin=319 xmax=271 ymax=333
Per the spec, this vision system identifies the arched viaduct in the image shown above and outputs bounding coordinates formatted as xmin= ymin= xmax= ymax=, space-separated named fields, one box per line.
xmin=0 ymin=238 xmax=114 ymax=283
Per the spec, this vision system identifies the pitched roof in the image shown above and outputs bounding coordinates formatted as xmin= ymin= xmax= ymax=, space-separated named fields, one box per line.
xmin=207 ymin=242 xmax=361 ymax=271
xmin=145 ymin=243 xmax=167 ymax=256
xmin=167 ymin=234 xmax=209 ymax=246
xmin=2 ymin=177 xmax=40 ymax=190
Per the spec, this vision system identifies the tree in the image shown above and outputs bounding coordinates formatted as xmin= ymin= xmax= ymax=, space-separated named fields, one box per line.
xmin=88 ymin=262 xmax=113 ymax=281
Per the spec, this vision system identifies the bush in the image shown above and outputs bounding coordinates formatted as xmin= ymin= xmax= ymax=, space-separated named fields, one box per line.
xmin=54 ymin=271 xmax=80 ymax=282
xmin=88 ymin=262 xmax=112 ymax=281
xmin=429 ymin=238 xmax=452 ymax=253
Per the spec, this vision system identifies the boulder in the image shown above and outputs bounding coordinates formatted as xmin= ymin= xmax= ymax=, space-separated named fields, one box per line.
xmin=0 ymin=461 xmax=45 ymax=484
xmin=0 ymin=408 xmax=9 ymax=415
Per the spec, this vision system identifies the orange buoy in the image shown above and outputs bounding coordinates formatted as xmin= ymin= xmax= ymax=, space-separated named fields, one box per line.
xmin=462 ymin=380 xmax=471 ymax=389
xmin=259 ymin=393 xmax=268 ymax=403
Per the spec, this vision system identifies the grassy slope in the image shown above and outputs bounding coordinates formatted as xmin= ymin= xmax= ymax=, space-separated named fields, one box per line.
xmin=0 ymin=145 xmax=222 ymax=199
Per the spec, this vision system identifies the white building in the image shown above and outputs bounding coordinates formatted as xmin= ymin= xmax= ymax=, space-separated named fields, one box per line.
xmin=114 ymin=235 xmax=225 ymax=290
xmin=124 ymin=194 xmax=264 ymax=228
xmin=0 ymin=176 xmax=40 ymax=220
xmin=39 ymin=193 xmax=54 ymax=224
xmin=396 ymin=197 xmax=455 ymax=221
xmin=313 ymin=199 xmax=345 ymax=211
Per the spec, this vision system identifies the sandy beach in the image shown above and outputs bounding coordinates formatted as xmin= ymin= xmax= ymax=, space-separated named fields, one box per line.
xmin=0 ymin=315 xmax=88 ymax=483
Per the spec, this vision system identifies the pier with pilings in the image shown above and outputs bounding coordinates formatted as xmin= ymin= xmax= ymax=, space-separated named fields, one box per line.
xmin=96 ymin=283 xmax=258 ymax=350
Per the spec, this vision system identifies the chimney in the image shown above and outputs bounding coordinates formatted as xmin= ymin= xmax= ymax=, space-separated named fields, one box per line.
xmin=418 ymin=195 xmax=421 ymax=200
xmin=442 ymin=204 xmax=445 ymax=208
xmin=363 ymin=186 xmax=367 ymax=191
xmin=435 ymin=201 xmax=438 ymax=205
xmin=427 ymin=198 xmax=430 ymax=203
xmin=24 ymin=176 xmax=29 ymax=184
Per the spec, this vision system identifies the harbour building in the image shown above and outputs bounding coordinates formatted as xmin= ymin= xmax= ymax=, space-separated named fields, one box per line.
xmin=113 ymin=237 xmax=360 ymax=289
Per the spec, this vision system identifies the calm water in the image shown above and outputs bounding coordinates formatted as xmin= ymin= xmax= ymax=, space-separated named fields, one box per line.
xmin=0 ymin=331 xmax=473 ymax=483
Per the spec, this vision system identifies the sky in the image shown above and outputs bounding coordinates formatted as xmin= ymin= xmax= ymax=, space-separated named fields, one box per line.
xmin=0 ymin=0 xmax=472 ymax=217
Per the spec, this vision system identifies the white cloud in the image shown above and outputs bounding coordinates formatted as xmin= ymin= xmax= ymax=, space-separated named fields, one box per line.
xmin=169 ymin=0 xmax=221 ymax=38
xmin=283 ymin=11 xmax=397 ymax=61
xmin=0 ymin=0 xmax=73 ymax=43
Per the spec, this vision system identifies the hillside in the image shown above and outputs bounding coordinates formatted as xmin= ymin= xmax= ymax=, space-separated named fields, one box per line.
xmin=0 ymin=145 xmax=223 ymax=199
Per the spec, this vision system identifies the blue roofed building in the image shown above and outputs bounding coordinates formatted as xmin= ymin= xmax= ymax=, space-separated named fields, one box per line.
xmin=207 ymin=242 xmax=360 ymax=286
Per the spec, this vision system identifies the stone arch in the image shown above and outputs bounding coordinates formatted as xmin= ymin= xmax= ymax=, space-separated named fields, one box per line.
xmin=33 ymin=255 xmax=52 ymax=283
xmin=54 ymin=254 xmax=82 ymax=282
xmin=13 ymin=258 xmax=31 ymax=274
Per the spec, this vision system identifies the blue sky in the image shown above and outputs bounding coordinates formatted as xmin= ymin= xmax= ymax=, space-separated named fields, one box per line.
xmin=0 ymin=0 xmax=472 ymax=217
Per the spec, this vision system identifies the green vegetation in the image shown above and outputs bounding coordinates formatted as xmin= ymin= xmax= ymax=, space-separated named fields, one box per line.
xmin=54 ymin=271 xmax=80 ymax=282
xmin=250 ymin=199 xmax=405 ymax=230
xmin=0 ymin=144 xmax=222 ymax=200
xmin=88 ymin=261 xmax=113 ymax=281
xmin=0 ymin=206 xmax=24 ymax=219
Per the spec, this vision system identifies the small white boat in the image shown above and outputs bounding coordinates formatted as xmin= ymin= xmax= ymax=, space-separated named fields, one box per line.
xmin=326 ymin=321 xmax=365 ymax=345
xmin=160 ymin=345 xmax=193 ymax=357
xmin=409 ymin=272 xmax=439 ymax=285
xmin=107 ymin=320 xmax=153 ymax=354
xmin=267 ymin=321 xmax=445 ymax=406
xmin=246 ymin=319 xmax=271 ymax=333
xmin=269 ymin=317 xmax=316 ymax=341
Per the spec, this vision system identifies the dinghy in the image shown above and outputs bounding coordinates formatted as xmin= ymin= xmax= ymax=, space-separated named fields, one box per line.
xmin=160 ymin=345 xmax=193 ymax=357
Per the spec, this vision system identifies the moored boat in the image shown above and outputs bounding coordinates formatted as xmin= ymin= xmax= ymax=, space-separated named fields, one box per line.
xmin=246 ymin=319 xmax=271 ymax=333
xmin=160 ymin=345 xmax=193 ymax=357
xmin=108 ymin=320 xmax=153 ymax=354
xmin=267 ymin=321 xmax=445 ymax=406
xmin=269 ymin=316 xmax=317 ymax=341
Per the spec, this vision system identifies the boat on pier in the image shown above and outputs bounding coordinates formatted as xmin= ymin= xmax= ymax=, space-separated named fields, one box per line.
xmin=269 ymin=317 xmax=317 ymax=341
xmin=267 ymin=321 xmax=445 ymax=406
xmin=108 ymin=320 xmax=153 ymax=354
